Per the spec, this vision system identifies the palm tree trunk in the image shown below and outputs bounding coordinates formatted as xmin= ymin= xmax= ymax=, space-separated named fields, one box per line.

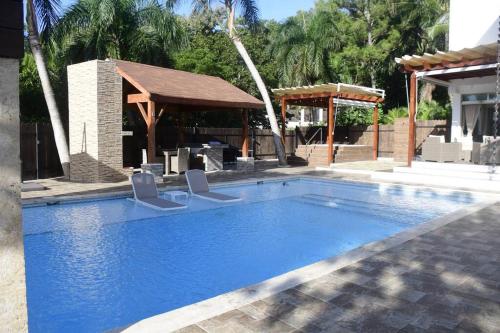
xmin=27 ymin=0 xmax=70 ymax=177
xmin=227 ymin=6 xmax=287 ymax=165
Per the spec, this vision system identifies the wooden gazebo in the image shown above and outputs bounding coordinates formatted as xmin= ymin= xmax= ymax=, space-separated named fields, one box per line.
xmin=272 ymin=83 xmax=385 ymax=164
xmin=113 ymin=60 xmax=264 ymax=163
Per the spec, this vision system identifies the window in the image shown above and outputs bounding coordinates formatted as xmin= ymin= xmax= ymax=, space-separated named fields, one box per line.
xmin=462 ymin=93 xmax=497 ymax=104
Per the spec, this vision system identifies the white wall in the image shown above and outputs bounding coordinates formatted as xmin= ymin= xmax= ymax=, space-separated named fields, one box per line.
xmin=448 ymin=76 xmax=497 ymax=145
xmin=449 ymin=0 xmax=500 ymax=51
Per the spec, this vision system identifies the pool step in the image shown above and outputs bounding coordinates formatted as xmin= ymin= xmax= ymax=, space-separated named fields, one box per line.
xmin=296 ymin=194 xmax=425 ymax=223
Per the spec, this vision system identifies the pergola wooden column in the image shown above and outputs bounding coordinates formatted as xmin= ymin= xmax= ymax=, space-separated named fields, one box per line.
xmin=396 ymin=42 xmax=498 ymax=166
xmin=113 ymin=59 xmax=264 ymax=164
xmin=273 ymin=83 xmax=385 ymax=165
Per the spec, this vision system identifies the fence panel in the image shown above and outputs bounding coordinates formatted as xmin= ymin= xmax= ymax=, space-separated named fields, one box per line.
xmin=20 ymin=123 xmax=63 ymax=181
xmin=21 ymin=120 xmax=450 ymax=179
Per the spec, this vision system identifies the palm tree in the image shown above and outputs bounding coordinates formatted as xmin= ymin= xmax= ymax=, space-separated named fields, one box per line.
xmin=271 ymin=9 xmax=340 ymax=86
xmin=26 ymin=0 xmax=70 ymax=177
xmin=178 ymin=0 xmax=287 ymax=165
xmin=53 ymin=0 xmax=186 ymax=66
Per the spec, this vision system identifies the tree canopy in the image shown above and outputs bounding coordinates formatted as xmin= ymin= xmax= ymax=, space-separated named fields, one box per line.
xmin=20 ymin=0 xmax=452 ymax=126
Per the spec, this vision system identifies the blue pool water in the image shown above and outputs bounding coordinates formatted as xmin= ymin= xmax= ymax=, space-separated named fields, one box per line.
xmin=23 ymin=178 xmax=482 ymax=332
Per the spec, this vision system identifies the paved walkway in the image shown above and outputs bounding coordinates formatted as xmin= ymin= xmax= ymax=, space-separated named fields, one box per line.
xmin=174 ymin=204 xmax=500 ymax=333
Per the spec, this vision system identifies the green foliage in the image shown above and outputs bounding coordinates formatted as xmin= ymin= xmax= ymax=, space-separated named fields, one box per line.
xmin=20 ymin=0 xmax=452 ymax=128
xmin=20 ymin=52 xmax=49 ymax=122
xmin=270 ymin=8 xmax=342 ymax=86
xmin=417 ymin=100 xmax=450 ymax=120
xmin=382 ymin=101 xmax=450 ymax=124
xmin=51 ymin=0 xmax=186 ymax=66
xmin=173 ymin=20 xmax=279 ymax=127
xmin=335 ymin=107 xmax=374 ymax=126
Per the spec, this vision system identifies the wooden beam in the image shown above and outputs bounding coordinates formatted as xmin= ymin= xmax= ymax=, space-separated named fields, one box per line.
xmin=147 ymin=101 xmax=156 ymax=163
xmin=136 ymin=102 xmax=148 ymax=123
xmin=242 ymin=110 xmax=249 ymax=158
xmin=277 ymin=92 xmax=339 ymax=101
xmin=127 ymin=93 xmax=149 ymax=104
xmin=280 ymin=97 xmax=287 ymax=148
xmin=408 ymin=72 xmax=417 ymax=166
xmin=277 ymin=91 xmax=381 ymax=104
xmin=327 ymin=96 xmax=334 ymax=165
xmin=373 ymin=104 xmax=379 ymax=160
xmin=155 ymin=106 xmax=166 ymax=126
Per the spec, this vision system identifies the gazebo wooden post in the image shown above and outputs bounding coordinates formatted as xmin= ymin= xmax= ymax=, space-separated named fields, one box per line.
xmin=327 ymin=96 xmax=335 ymax=165
xmin=373 ymin=104 xmax=379 ymax=160
xmin=241 ymin=109 xmax=249 ymax=158
xmin=408 ymin=72 xmax=417 ymax=166
xmin=280 ymin=96 xmax=287 ymax=148
xmin=147 ymin=100 xmax=156 ymax=163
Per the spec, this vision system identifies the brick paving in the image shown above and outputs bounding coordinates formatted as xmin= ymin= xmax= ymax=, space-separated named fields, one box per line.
xmin=174 ymin=204 xmax=500 ymax=333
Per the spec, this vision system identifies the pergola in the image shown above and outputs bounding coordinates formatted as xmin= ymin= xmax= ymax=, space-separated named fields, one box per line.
xmin=272 ymin=83 xmax=385 ymax=164
xmin=113 ymin=60 xmax=264 ymax=163
xmin=396 ymin=42 xmax=498 ymax=165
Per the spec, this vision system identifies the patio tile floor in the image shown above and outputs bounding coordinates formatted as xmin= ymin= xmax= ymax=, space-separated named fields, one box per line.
xmin=172 ymin=203 xmax=500 ymax=333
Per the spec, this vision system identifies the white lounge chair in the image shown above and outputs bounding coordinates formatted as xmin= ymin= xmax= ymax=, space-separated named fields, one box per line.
xmin=185 ymin=169 xmax=241 ymax=202
xmin=131 ymin=173 xmax=187 ymax=211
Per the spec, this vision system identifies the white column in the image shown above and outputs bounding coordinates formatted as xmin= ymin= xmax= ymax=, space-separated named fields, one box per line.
xmin=300 ymin=108 xmax=305 ymax=125
xmin=449 ymin=88 xmax=463 ymax=143
xmin=318 ymin=108 xmax=324 ymax=123
xmin=0 ymin=57 xmax=28 ymax=332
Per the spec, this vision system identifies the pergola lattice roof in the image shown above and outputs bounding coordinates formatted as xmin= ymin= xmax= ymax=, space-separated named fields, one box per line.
xmin=395 ymin=43 xmax=498 ymax=75
xmin=272 ymin=83 xmax=385 ymax=108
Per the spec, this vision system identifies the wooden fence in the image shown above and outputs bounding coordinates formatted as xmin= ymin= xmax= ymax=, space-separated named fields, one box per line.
xmin=123 ymin=126 xmax=297 ymax=167
xmin=21 ymin=119 xmax=449 ymax=180
xmin=20 ymin=123 xmax=63 ymax=181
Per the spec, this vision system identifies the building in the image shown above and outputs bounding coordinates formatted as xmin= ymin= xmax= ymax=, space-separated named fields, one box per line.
xmin=396 ymin=0 xmax=499 ymax=164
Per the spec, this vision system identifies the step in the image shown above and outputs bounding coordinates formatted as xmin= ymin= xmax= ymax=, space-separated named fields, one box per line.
xmin=410 ymin=161 xmax=495 ymax=173
xmin=372 ymin=171 xmax=500 ymax=193
xmin=394 ymin=166 xmax=500 ymax=181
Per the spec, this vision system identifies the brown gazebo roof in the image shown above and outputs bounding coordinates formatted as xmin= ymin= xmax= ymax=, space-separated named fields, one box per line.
xmin=113 ymin=59 xmax=264 ymax=109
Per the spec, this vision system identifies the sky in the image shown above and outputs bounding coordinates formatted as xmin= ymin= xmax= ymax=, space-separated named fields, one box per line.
xmin=58 ymin=0 xmax=317 ymax=22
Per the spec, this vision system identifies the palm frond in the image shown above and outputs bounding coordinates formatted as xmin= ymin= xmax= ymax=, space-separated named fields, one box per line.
xmin=236 ymin=0 xmax=258 ymax=28
xmin=34 ymin=0 xmax=61 ymax=33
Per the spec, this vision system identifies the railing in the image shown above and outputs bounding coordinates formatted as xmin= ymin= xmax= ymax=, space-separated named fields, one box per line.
xmin=305 ymin=127 xmax=323 ymax=146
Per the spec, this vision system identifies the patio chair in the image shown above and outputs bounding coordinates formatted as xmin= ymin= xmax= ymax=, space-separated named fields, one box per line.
xmin=170 ymin=148 xmax=190 ymax=174
xmin=131 ymin=173 xmax=187 ymax=211
xmin=185 ymin=169 xmax=241 ymax=202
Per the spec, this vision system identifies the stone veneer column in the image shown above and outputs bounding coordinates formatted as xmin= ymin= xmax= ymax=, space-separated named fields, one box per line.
xmin=0 ymin=57 xmax=28 ymax=331
xmin=68 ymin=60 xmax=125 ymax=182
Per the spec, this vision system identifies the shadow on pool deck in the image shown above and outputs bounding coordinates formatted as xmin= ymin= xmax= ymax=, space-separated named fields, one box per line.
xmin=173 ymin=203 xmax=500 ymax=333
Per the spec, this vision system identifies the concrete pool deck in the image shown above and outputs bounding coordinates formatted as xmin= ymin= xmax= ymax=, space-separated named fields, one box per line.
xmin=21 ymin=164 xmax=500 ymax=332
xmin=22 ymin=165 xmax=372 ymax=203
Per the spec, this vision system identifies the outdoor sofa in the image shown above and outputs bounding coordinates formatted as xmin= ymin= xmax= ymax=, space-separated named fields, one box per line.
xmin=421 ymin=136 xmax=464 ymax=163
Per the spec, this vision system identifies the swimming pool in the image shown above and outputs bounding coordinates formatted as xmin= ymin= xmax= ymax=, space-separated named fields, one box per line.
xmin=23 ymin=178 xmax=485 ymax=332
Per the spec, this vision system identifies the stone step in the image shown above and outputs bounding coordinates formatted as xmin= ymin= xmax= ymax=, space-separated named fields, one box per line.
xmin=372 ymin=171 xmax=500 ymax=193
xmin=394 ymin=166 xmax=500 ymax=181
